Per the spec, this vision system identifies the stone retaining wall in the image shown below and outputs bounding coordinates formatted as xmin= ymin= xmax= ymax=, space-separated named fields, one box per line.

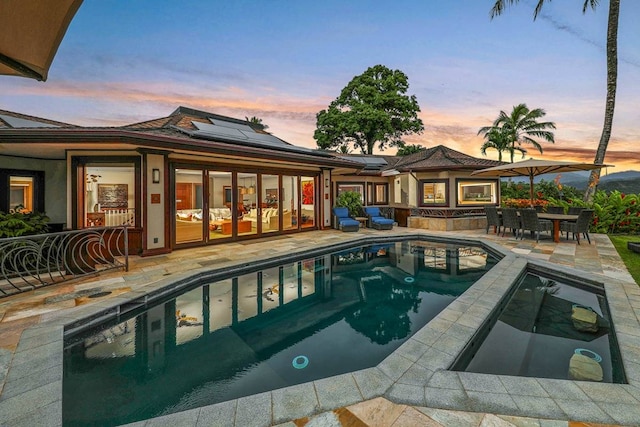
xmin=408 ymin=216 xmax=486 ymax=231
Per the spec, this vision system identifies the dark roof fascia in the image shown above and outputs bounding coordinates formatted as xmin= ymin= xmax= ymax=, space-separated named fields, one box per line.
xmin=0 ymin=128 xmax=361 ymax=169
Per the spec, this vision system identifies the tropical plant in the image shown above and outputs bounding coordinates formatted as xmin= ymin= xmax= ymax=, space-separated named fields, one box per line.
xmin=478 ymin=126 xmax=526 ymax=162
xmin=478 ymin=103 xmax=555 ymax=163
xmin=314 ymin=64 xmax=424 ymax=155
xmin=335 ymin=191 xmax=363 ymax=217
xmin=489 ymin=0 xmax=620 ymax=202
xmin=0 ymin=208 xmax=50 ymax=238
xmin=396 ymin=144 xmax=424 ymax=156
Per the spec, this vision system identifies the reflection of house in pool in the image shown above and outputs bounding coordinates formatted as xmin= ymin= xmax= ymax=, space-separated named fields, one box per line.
xmin=331 ymin=145 xmax=504 ymax=230
xmin=63 ymin=241 xmax=498 ymax=425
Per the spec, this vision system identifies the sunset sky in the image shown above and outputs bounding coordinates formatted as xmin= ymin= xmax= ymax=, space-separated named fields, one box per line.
xmin=1 ymin=1 xmax=639 ymax=171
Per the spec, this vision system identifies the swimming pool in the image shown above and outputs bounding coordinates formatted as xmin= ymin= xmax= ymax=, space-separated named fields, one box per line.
xmin=452 ymin=271 xmax=626 ymax=383
xmin=62 ymin=239 xmax=498 ymax=426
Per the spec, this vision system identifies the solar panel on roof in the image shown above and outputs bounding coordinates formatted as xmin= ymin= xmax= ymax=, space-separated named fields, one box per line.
xmin=0 ymin=114 xmax=60 ymax=128
xmin=209 ymin=119 xmax=255 ymax=133
xmin=192 ymin=121 xmax=248 ymax=140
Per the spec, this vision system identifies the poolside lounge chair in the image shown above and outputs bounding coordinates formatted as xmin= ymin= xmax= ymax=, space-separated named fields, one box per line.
xmin=560 ymin=209 xmax=594 ymax=244
xmin=484 ymin=205 xmax=502 ymax=234
xmin=332 ymin=207 xmax=360 ymax=232
xmin=519 ymin=209 xmax=553 ymax=242
xmin=363 ymin=207 xmax=394 ymax=230
xmin=501 ymin=207 xmax=521 ymax=238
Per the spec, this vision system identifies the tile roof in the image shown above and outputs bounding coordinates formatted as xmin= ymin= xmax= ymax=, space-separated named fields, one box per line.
xmin=0 ymin=109 xmax=77 ymax=128
xmin=391 ymin=145 xmax=504 ymax=171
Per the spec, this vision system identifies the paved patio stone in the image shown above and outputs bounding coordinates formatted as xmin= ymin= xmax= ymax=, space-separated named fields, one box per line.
xmin=235 ymin=391 xmax=272 ymax=427
xmin=314 ymin=374 xmax=363 ymax=411
xmin=397 ymin=363 xmax=434 ymax=387
xmin=385 ymin=383 xmax=426 ymax=406
xmin=195 ymin=400 xmax=237 ymax=427
xmin=510 ymin=395 xmax=565 ymax=419
xmin=466 ymin=391 xmax=519 ymax=415
xmin=425 ymin=370 xmax=463 ymax=390
xmin=1 ymin=228 xmax=639 ymax=426
xmin=536 ymin=379 xmax=590 ymax=401
xmin=417 ymin=407 xmax=485 ymax=427
xmin=144 ymin=407 xmax=201 ymax=427
xmin=595 ymin=401 xmax=640 ymax=425
xmin=459 ymin=372 xmax=508 ymax=394
xmin=498 ymin=376 xmax=549 ymax=397
xmin=351 ymin=368 xmax=393 ymax=400
xmin=416 ymin=347 xmax=455 ymax=371
xmin=423 ymin=387 xmax=469 ymax=410
xmin=271 ymin=383 xmax=319 ymax=425
xmin=552 ymin=399 xmax=615 ymax=425
xmin=377 ymin=352 xmax=413 ymax=381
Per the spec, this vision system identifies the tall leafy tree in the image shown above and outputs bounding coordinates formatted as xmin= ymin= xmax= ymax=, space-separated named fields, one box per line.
xmin=314 ymin=65 xmax=424 ymax=155
xmin=479 ymin=103 xmax=555 ymax=163
xmin=478 ymin=126 xmax=526 ymax=162
xmin=489 ymin=0 xmax=619 ymax=202
xmin=396 ymin=144 xmax=424 ymax=156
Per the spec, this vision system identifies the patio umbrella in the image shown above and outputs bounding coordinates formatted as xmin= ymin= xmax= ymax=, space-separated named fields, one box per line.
xmin=470 ymin=158 xmax=611 ymax=206
xmin=0 ymin=0 xmax=83 ymax=81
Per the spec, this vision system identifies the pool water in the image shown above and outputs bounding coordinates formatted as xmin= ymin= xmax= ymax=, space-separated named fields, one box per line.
xmin=63 ymin=240 xmax=498 ymax=426
xmin=453 ymin=273 xmax=626 ymax=383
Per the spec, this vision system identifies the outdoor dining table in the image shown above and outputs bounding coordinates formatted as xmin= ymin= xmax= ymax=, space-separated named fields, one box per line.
xmin=537 ymin=213 xmax=579 ymax=243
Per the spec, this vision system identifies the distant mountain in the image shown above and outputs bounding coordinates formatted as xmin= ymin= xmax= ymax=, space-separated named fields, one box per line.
xmin=506 ymin=170 xmax=640 ymax=193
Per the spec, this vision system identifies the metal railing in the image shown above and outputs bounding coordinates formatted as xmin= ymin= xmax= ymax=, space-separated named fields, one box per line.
xmin=0 ymin=226 xmax=129 ymax=297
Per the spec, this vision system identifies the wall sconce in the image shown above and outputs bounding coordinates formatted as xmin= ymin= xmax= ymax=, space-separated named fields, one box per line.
xmin=152 ymin=168 xmax=161 ymax=184
xmin=325 ymin=178 xmax=330 ymax=188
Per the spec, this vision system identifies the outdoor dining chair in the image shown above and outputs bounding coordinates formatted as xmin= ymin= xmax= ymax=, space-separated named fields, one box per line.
xmin=560 ymin=209 xmax=594 ymax=244
xmin=546 ymin=206 xmax=565 ymax=214
xmin=519 ymin=209 xmax=553 ymax=242
xmin=484 ymin=205 xmax=502 ymax=234
xmin=501 ymin=207 xmax=521 ymax=238
xmin=567 ymin=207 xmax=586 ymax=215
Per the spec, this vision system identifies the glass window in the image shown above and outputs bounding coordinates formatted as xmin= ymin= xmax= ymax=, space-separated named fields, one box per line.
xmin=175 ymin=168 xmax=203 ymax=243
xmin=9 ymin=176 xmax=34 ymax=212
xmin=367 ymin=183 xmax=389 ymax=205
xmin=282 ymin=176 xmax=298 ymax=231
xmin=420 ymin=180 xmax=448 ymax=206
xmin=0 ymin=169 xmax=44 ymax=214
xmin=300 ymin=176 xmax=315 ymax=228
xmin=86 ymin=164 xmax=136 ymax=228
xmin=337 ymin=182 xmax=364 ymax=202
xmin=457 ymin=180 xmax=498 ymax=205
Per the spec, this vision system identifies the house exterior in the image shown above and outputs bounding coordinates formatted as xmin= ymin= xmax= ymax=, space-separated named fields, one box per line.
xmin=331 ymin=145 xmax=504 ymax=230
xmin=0 ymin=107 xmax=361 ymax=255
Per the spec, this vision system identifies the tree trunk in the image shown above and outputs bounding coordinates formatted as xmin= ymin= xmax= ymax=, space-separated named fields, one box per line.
xmin=584 ymin=0 xmax=619 ymax=203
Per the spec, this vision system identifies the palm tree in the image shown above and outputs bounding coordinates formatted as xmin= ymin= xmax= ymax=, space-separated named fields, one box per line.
xmin=489 ymin=0 xmax=619 ymax=202
xmin=478 ymin=126 xmax=526 ymax=162
xmin=479 ymin=103 xmax=555 ymax=163
xmin=245 ymin=116 xmax=269 ymax=129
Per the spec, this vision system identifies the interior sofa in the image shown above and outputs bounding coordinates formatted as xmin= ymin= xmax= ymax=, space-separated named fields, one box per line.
xmin=176 ymin=207 xmax=232 ymax=222
xmin=243 ymin=208 xmax=292 ymax=230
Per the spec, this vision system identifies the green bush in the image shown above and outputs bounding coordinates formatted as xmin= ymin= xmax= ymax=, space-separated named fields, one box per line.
xmin=0 ymin=209 xmax=50 ymax=238
xmin=336 ymin=191 xmax=363 ymax=217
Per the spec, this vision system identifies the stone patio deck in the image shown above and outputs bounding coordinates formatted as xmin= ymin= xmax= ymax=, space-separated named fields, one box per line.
xmin=0 ymin=227 xmax=638 ymax=426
